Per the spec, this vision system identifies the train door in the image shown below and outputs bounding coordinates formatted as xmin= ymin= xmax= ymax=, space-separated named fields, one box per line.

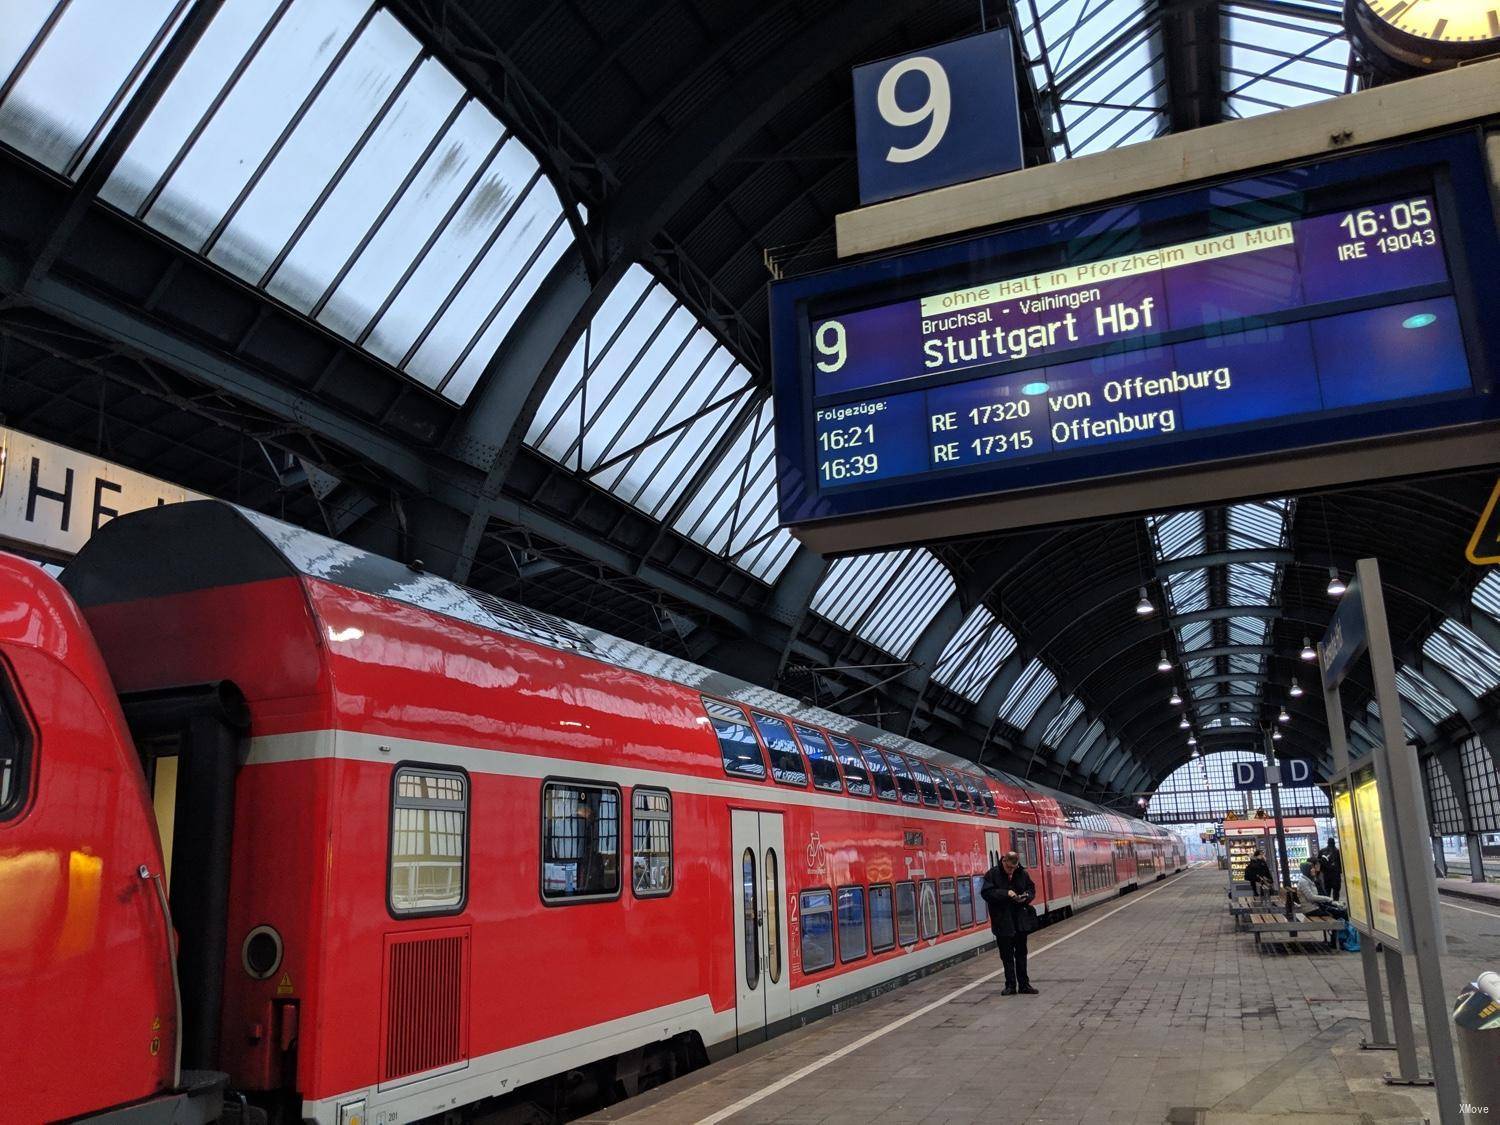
xmin=984 ymin=830 xmax=1001 ymax=867
xmin=730 ymin=810 xmax=790 ymax=1049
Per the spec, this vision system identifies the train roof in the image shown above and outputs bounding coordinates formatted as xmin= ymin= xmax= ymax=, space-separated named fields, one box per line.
xmin=65 ymin=501 xmax=1158 ymax=836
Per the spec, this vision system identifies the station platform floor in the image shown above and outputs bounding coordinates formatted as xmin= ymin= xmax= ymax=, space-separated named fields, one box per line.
xmin=586 ymin=865 xmax=1500 ymax=1125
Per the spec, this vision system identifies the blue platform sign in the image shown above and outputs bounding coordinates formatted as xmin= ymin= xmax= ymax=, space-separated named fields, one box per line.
xmin=1232 ymin=761 xmax=1267 ymax=790
xmin=852 ymin=29 xmax=1024 ymax=205
xmin=1319 ymin=576 xmax=1368 ymax=691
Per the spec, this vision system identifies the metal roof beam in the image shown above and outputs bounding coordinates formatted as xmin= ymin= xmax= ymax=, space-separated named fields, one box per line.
xmin=1156 ymin=548 xmax=1290 ymax=576
xmin=1159 ymin=0 xmax=1223 ymax=134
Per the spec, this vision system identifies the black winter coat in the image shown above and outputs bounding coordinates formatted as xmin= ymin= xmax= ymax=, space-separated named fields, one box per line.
xmin=980 ymin=863 xmax=1035 ymax=938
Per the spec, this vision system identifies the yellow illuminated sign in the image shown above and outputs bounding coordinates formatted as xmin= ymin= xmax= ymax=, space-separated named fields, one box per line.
xmin=1354 ymin=774 xmax=1401 ymax=943
xmin=1333 ymin=787 xmax=1372 ymax=932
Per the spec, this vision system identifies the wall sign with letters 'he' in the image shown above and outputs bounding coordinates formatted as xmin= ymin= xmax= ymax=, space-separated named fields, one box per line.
xmin=0 ymin=427 xmax=205 ymax=559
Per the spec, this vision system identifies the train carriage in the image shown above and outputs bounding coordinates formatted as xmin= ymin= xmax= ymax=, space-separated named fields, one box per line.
xmin=3 ymin=501 xmax=1184 ymax=1124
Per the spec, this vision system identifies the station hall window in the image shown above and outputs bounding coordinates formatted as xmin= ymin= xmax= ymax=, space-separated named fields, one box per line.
xmin=837 ymin=886 xmax=868 ymax=962
xmin=895 ymin=881 xmax=918 ymax=945
xmin=542 ymin=781 xmax=620 ymax=902
xmin=631 ymin=788 xmax=672 ymax=897
xmin=389 ymin=767 xmax=468 ymax=915
xmin=800 ymin=889 xmax=835 ymax=972
xmin=869 ymin=884 xmax=896 ymax=952
xmin=0 ymin=670 xmax=33 ymax=820
xmin=830 ymin=735 xmax=872 ymax=797
xmin=703 ymin=698 xmax=767 ymax=780
xmin=794 ymin=724 xmax=845 ymax=793
xmin=861 ymin=744 xmax=899 ymax=801
xmin=751 ymin=713 xmax=810 ymax=787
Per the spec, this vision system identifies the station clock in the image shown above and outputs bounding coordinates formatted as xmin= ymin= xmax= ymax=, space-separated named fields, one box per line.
xmin=1345 ymin=0 xmax=1500 ymax=77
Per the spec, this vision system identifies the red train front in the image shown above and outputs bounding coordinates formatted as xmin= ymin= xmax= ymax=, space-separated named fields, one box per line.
xmin=2 ymin=501 xmax=1183 ymax=1123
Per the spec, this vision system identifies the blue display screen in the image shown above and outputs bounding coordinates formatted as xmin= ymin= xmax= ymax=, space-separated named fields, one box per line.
xmin=772 ymin=135 xmax=1499 ymax=532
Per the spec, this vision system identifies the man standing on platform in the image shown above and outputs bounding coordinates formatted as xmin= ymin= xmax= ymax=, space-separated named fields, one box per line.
xmin=1318 ymin=839 xmax=1342 ymax=900
xmin=982 ymin=850 xmax=1038 ymax=995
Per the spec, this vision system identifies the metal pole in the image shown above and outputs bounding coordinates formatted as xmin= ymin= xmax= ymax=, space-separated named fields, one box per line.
xmin=1382 ymin=948 xmax=1422 ymax=1082
xmin=1358 ymin=559 xmax=1461 ymax=1120
xmin=1265 ymin=728 xmax=1291 ymax=897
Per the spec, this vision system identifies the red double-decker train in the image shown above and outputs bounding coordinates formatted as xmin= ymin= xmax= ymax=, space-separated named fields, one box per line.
xmin=2 ymin=501 xmax=1183 ymax=1124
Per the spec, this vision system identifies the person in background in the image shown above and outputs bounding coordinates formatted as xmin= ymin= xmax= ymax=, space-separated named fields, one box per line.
xmin=1294 ymin=858 xmax=1346 ymax=919
xmin=1318 ymin=839 xmax=1342 ymax=900
xmin=981 ymin=850 xmax=1038 ymax=996
xmin=1243 ymin=848 xmax=1274 ymax=897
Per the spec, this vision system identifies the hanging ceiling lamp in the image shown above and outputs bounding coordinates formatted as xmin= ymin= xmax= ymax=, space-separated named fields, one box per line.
xmin=1157 ymin=649 xmax=1172 ymax=672
xmin=1169 ymin=689 xmax=1183 ymax=705
xmin=1289 ymin=677 xmax=1304 ymax=698
xmin=1272 ymin=728 xmax=1283 ymax=741
xmin=1278 ymin=707 xmax=1290 ymax=724
xmin=1187 ymin=734 xmax=1198 ymax=746
xmin=1326 ymin=568 xmax=1347 ymax=597
xmin=1135 ymin=587 xmax=1154 ymax=616
xmin=1179 ymin=716 xmax=1191 ymax=729
xmin=1300 ymin=636 xmax=1317 ymax=662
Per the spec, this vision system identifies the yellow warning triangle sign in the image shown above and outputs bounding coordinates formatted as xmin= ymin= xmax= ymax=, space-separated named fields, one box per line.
xmin=276 ymin=972 xmax=294 ymax=996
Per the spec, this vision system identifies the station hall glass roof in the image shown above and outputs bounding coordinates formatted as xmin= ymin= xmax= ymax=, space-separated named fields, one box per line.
xmin=1 ymin=0 xmax=1497 ymax=808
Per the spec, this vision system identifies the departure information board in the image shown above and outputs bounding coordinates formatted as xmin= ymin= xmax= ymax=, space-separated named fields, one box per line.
xmin=771 ymin=134 xmax=1500 ymax=550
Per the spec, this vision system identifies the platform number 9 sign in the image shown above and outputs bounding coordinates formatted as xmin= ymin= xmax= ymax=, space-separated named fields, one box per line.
xmin=852 ymin=28 xmax=1024 ymax=206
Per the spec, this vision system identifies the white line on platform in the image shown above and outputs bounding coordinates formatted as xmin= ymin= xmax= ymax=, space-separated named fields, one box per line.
xmin=695 ymin=863 xmax=1207 ymax=1125
xmin=1441 ymin=899 xmax=1500 ymax=920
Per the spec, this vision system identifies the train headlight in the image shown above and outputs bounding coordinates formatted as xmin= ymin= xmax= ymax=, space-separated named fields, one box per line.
xmin=242 ymin=924 xmax=284 ymax=980
xmin=338 ymin=1099 xmax=366 ymax=1125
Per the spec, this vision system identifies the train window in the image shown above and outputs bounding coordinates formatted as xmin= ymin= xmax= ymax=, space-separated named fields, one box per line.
xmin=702 ymin=699 xmax=766 ymax=780
xmin=829 ymin=735 xmax=871 ymax=797
xmin=837 ymin=886 xmax=868 ymax=962
xmin=918 ymin=879 xmax=939 ymax=939
xmin=895 ymin=881 xmax=918 ymax=946
xmin=1025 ymin=830 xmax=1039 ymax=869
xmin=869 ymin=884 xmax=895 ymax=952
xmin=963 ymin=777 xmax=987 ymax=814
xmin=948 ymin=770 xmax=972 ymax=812
xmin=742 ymin=850 xmax=759 ymax=990
xmin=751 ymin=713 xmax=809 ymax=787
xmin=1008 ymin=829 xmax=1021 ymax=855
xmin=389 ymin=767 xmax=468 ymax=916
xmin=765 ymin=850 xmax=782 ymax=984
xmin=979 ymin=786 xmax=998 ymax=816
xmin=793 ymin=725 xmax=844 ymax=793
xmin=540 ymin=780 xmax=620 ymax=902
xmin=938 ymin=878 xmax=957 ymax=934
xmin=800 ymin=889 xmax=835 ymax=972
xmin=861 ymin=744 xmax=899 ymax=801
xmin=631 ymin=788 xmax=672 ymax=897
xmin=905 ymin=758 xmax=940 ymax=807
xmin=0 ymin=669 xmax=32 ymax=820
xmin=933 ymin=770 xmax=957 ymax=810
xmin=884 ymin=752 xmax=920 ymax=805
xmin=957 ymin=877 xmax=974 ymax=927
xmin=972 ymin=875 xmax=989 ymax=924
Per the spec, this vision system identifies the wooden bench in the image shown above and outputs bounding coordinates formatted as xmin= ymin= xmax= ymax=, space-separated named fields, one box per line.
xmin=1228 ymin=898 xmax=1276 ymax=930
xmin=1246 ymin=911 xmax=1340 ymax=949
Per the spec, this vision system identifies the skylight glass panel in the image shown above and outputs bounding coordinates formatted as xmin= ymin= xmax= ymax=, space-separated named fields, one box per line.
xmin=1396 ymin=666 xmax=1456 ymax=724
xmin=1147 ymin=510 xmax=1204 ymax=561
xmin=811 ymin=550 xmax=954 ymax=659
xmin=1070 ymin=719 xmax=1106 ymax=763
xmin=1474 ymin=571 xmax=1500 ymax=621
xmin=932 ymin=606 xmax=1018 ymax=702
xmin=1225 ymin=498 xmax=1292 ymax=550
xmin=1423 ymin=621 xmax=1500 ymax=698
xmin=525 ymin=266 xmax=759 ymax=516
xmin=1043 ymin=698 xmax=1087 ymax=749
xmin=1226 ymin=561 xmax=1276 ymax=604
xmin=1178 ymin=619 xmax=1213 ymax=651
xmin=1365 ymin=699 xmax=1417 ymax=743
xmin=0 ymin=0 xmax=578 ymax=405
xmin=1227 ymin=616 xmax=1270 ymax=646
xmin=1164 ymin=568 xmax=1210 ymax=614
xmin=1204 ymin=715 xmax=1252 ymax=728
xmin=1222 ymin=3 xmax=1349 ymax=120
xmin=1018 ymin=0 xmax=1166 ymax=160
xmin=670 ymin=398 xmax=796 ymax=582
xmin=998 ymin=658 xmax=1057 ymax=730
xmin=1185 ymin=658 xmax=1216 ymax=681
xmin=1227 ymin=651 xmax=1263 ymax=676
